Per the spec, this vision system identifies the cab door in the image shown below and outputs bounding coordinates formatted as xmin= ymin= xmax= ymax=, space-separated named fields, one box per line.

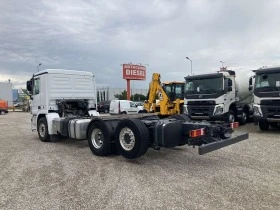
xmin=129 ymin=102 xmax=138 ymax=114
xmin=224 ymin=77 xmax=236 ymax=112
xmin=31 ymin=77 xmax=41 ymax=130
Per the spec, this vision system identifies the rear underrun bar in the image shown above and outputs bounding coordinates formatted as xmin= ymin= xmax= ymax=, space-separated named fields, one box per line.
xmin=198 ymin=132 xmax=249 ymax=155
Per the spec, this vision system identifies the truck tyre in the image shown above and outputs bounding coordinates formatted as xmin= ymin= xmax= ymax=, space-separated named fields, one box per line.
xmin=37 ymin=117 xmax=50 ymax=142
xmin=168 ymin=114 xmax=190 ymax=121
xmin=115 ymin=118 xmax=149 ymax=159
xmin=87 ymin=120 xmax=112 ymax=156
xmin=228 ymin=109 xmax=235 ymax=123
xmin=104 ymin=108 xmax=109 ymax=113
xmin=270 ymin=122 xmax=279 ymax=128
xmin=0 ymin=110 xmax=5 ymax=115
xmin=259 ymin=120 xmax=269 ymax=131
xmin=239 ymin=111 xmax=247 ymax=125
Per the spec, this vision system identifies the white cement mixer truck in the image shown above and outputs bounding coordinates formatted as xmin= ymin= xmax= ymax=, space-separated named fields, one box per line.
xmin=250 ymin=66 xmax=280 ymax=130
xmin=184 ymin=68 xmax=254 ymax=124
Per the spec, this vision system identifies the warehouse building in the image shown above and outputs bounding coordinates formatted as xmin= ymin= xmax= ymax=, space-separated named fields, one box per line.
xmin=0 ymin=82 xmax=13 ymax=106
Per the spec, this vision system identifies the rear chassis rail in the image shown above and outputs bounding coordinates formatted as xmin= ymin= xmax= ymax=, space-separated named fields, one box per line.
xmin=52 ymin=113 xmax=249 ymax=158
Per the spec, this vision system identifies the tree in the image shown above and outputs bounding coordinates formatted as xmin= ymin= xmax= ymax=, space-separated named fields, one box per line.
xmin=114 ymin=90 xmax=127 ymax=100
xmin=130 ymin=93 xmax=146 ymax=101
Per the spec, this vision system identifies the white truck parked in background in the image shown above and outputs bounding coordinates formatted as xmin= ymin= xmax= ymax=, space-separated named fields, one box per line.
xmin=109 ymin=100 xmax=143 ymax=115
xmin=27 ymin=69 xmax=248 ymax=159
xmin=184 ymin=68 xmax=254 ymax=125
xmin=251 ymin=66 xmax=280 ymax=130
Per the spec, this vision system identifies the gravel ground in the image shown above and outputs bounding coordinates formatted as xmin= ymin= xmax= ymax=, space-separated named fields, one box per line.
xmin=0 ymin=112 xmax=279 ymax=210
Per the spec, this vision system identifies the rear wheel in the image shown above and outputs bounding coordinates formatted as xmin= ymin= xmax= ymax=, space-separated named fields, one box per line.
xmin=37 ymin=117 xmax=50 ymax=142
xmin=115 ymin=119 xmax=149 ymax=159
xmin=259 ymin=120 xmax=269 ymax=131
xmin=228 ymin=109 xmax=235 ymax=123
xmin=0 ymin=110 xmax=5 ymax=115
xmin=88 ymin=120 xmax=112 ymax=156
xmin=239 ymin=111 xmax=247 ymax=125
xmin=104 ymin=108 xmax=109 ymax=113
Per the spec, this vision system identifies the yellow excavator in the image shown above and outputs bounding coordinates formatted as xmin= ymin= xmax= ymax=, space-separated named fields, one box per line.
xmin=143 ymin=73 xmax=185 ymax=117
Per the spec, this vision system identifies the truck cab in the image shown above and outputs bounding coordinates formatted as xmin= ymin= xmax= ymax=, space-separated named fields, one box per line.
xmin=26 ymin=69 xmax=98 ymax=140
xmin=252 ymin=66 xmax=280 ymax=130
xmin=184 ymin=69 xmax=253 ymax=124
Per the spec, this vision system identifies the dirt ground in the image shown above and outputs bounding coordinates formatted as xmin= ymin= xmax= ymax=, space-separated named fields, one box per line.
xmin=0 ymin=112 xmax=279 ymax=210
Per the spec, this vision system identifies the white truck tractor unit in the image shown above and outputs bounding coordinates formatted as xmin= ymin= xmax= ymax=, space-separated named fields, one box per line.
xmin=184 ymin=69 xmax=254 ymax=125
xmin=251 ymin=66 xmax=280 ymax=130
xmin=27 ymin=69 xmax=248 ymax=159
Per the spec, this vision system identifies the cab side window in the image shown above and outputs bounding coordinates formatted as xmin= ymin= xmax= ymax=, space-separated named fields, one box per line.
xmin=34 ymin=78 xmax=40 ymax=95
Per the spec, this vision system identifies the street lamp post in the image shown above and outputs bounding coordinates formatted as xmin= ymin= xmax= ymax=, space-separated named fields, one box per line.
xmin=220 ymin=61 xmax=225 ymax=67
xmin=185 ymin=57 xmax=192 ymax=75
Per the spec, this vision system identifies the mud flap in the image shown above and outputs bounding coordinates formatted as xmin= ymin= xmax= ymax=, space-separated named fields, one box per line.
xmin=198 ymin=132 xmax=249 ymax=155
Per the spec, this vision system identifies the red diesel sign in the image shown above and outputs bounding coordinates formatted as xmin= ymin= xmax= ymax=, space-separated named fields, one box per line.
xmin=123 ymin=64 xmax=146 ymax=80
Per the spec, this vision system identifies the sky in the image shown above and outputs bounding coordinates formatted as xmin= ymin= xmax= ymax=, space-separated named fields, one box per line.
xmin=1 ymin=0 xmax=280 ymax=89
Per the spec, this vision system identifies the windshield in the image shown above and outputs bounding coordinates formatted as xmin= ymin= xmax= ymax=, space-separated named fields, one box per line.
xmin=255 ymin=72 xmax=280 ymax=92
xmin=185 ymin=77 xmax=223 ymax=94
xmin=163 ymin=83 xmax=185 ymax=100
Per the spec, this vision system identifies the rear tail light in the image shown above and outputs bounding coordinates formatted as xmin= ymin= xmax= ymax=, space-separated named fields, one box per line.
xmin=230 ymin=122 xmax=239 ymax=129
xmin=189 ymin=128 xmax=205 ymax=138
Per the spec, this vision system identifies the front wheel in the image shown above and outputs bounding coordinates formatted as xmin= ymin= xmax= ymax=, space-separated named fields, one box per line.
xmin=115 ymin=119 xmax=150 ymax=159
xmin=37 ymin=117 xmax=50 ymax=142
xmin=259 ymin=120 xmax=269 ymax=131
xmin=0 ymin=110 xmax=5 ymax=115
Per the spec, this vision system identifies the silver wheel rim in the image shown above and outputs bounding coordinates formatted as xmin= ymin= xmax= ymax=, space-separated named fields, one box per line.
xmin=39 ymin=123 xmax=46 ymax=138
xmin=119 ymin=127 xmax=135 ymax=151
xmin=91 ymin=128 xmax=103 ymax=149
xmin=105 ymin=109 xmax=108 ymax=113
xmin=229 ymin=113 xmax=235 ymax=123
xmin=242 ymin=112 xmax=247 ymax=122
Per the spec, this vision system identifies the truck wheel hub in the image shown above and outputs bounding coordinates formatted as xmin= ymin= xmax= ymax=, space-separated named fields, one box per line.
xmin=39 ymin=124 xmax=45 ymax=137
xmin=91 ymin=128 xmax=103 ymax=149
xmin=119 ymin=127 xmax=135 ymax=151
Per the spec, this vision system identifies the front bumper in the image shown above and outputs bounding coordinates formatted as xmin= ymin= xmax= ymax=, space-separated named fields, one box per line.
xmin=190 ymin=113 xmax=227 ymax=121
xmin=198 ymin=132 xmax=249 ymax=155
xmin=254 ymin=104 xmax=280 ymax=123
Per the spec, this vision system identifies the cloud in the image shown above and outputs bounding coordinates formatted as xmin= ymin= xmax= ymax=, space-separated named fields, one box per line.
xmin=1 ymin=0 xmax=280 ymax=89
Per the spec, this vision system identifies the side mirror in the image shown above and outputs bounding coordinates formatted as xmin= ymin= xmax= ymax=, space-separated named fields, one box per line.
xmin=249 ymin=86 xmax=252 ymax=91
xmin=26 ymin=80 xmax=32 ymax=92
xmin=228 ymin=86 xmax=232 ymax=92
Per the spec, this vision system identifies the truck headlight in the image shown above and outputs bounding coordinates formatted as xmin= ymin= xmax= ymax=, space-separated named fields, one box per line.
xmin=183 ymin=105 xmax=188 ymax=114
xmin=214 ymin=106 xmax=224 ymax=115
xmin=253 ymin=106 xmax=262 ymax=116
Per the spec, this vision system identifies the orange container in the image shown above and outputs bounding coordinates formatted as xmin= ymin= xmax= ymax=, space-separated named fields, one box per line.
xmin=0 ymin=100 xmax=8 ymax=111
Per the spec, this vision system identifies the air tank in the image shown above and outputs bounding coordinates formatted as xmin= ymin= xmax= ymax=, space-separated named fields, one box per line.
xmin=233 ymin=70 xmax=254 ymax=104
